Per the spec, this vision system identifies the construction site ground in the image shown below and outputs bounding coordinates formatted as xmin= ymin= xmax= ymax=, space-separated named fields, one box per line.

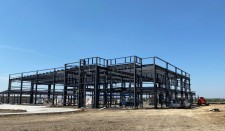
xmin=0 ymin=104 xmax=225 ymax=131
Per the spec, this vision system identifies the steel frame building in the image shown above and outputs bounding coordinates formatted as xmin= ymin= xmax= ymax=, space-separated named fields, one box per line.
xmin=2 ymin=56 xmax=195 ymax=109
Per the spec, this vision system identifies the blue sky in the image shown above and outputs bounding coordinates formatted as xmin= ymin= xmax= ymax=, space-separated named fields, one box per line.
xmin=0 ymin=0 xmax=225 ymax=98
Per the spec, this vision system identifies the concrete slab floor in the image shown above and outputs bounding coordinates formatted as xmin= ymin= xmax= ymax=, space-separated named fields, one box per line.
xmin=0 ymin=104 xmax=79 ymax=115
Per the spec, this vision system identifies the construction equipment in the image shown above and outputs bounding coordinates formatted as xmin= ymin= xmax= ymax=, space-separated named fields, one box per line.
xmin=198 ymin=97 xmax=209 ymax=106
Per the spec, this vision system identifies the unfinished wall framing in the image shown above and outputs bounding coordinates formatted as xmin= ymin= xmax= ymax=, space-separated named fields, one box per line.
xmin=2 ymin=56 xmax=195 ymax=109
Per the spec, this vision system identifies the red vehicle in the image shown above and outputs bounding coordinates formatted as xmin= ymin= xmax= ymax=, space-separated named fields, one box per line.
xmin=198 ymin=97 xmax=209 ymax=106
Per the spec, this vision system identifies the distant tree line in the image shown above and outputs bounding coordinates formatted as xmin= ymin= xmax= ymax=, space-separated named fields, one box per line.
xmin=205 ymin=98 xmax=225 ymax=103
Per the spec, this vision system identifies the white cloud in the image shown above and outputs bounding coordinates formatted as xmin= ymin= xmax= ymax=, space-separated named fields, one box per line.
xmin=0 ymin=45 xmax=46 ymax=56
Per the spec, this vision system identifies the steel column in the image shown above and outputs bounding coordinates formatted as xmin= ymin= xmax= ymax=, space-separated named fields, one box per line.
xmin=63 ymin=64 xmax=68 ymax=106
xmin=140 ymin=58 xmax=143 ymax=109
xmin=134 ymin=56 xmax=137 ymax=109
xmin=175 ymin=68 xmax=178 ymax=100
xmin=47 ymin=84 xmax=51 ymax=100
xmin=94 ymin=65 xmax=99 ymax=108
xmin=165 ymin=63 xmax=169 ymax=107
xmin=34 ymin=71 xmax=38 ymax=104
xmin=180 ymin=71 xmax=184 ymax=98
xmin=52 ymin=68 xmax=56 ymax=105
xmin=3 ymin=94 xmax=4 ymax=103
xmin=153 ymin=57 xmax=158 ymax=109
xmin=30 ymin=83 xmax=34 ymax=104
xmin=103 ymin=71 xmax=108 ymax=107
xmin=19 ymin=73 xmax=23 ymax=104
xmin=7 ymin=75 xmax=11 ymax=104
xmin=78 ymin=66 xmax=85 ymax=108
xmin=109 ymin=71 xmax=112 ymax=107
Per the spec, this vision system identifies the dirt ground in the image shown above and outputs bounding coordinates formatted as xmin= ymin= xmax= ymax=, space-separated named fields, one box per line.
xmin=0 ymin=109 xmax=26 ymax=113
xmin=0 ymin=104 xmax=225 ymax=131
